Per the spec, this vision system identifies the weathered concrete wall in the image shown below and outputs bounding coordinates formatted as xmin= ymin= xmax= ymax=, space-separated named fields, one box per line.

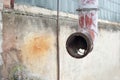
xmin=0 ymin=7 xmax=120 ymax=80
xmin=59 ymin=20 xmax=120 ymax=80
xmin=1 ymin=12 xmax=57 ymax=80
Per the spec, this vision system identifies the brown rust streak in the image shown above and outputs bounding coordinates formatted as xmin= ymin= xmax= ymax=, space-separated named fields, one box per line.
xmin=25 ymin=35 xmax=50 ymax=55
xmin=20 ymin=33 xmax=55 ymax=74
xmin=22 ymin=33 xmax=53 ymax=58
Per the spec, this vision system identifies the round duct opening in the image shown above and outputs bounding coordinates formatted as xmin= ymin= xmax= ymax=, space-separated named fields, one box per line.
xmin=66 ymin=32 xmax=93 ymax=58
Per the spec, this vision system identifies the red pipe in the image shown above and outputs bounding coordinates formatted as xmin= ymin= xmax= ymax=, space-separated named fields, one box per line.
xmin=78 ymin=0 xmax=98 ymax=42
xmin=66 ymin=0 xmax=98 ymax=58
xmin=10 ymin=0 xmax=14 ymax=9
xmin=78 ymin=9 xmax=98 ymax=41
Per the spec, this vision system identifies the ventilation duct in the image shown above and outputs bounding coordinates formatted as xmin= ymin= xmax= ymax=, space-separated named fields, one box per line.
xmin=66 ymin=0 xmax=98 ymax=58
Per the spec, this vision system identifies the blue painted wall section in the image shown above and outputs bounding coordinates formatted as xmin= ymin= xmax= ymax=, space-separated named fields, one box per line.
xmin=15 ymin=0 xmax=120 ymax=22
xmin=99 ymin=0 xmax=120 ymax=22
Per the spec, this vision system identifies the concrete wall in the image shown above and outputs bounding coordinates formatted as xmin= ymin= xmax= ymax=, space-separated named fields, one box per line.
xmin=1 ymin=11 xmax=57 ymax=80
xmin=59 ymin=21 xmax=120 ymax=80
xmin=0 ymin=5 xmax=120 ymax=80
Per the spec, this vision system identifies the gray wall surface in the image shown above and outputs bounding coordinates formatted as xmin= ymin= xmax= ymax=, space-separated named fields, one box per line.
xmin=0 ymin=10 xmax=120 ymax=80
xmin=1 ymin=12 xmax=57 ymax=80
xmin=59 ymin=20 xmax=120 ymax=80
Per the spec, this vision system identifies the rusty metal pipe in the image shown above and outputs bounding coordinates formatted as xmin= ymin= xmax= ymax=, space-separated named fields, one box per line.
xmin=10 ymin=0 xmax=14 ymax=9
xmin=57 ymin=0 xmax=60 ymax=80
xmin=66 ymin=0 xmax=98 ymax=58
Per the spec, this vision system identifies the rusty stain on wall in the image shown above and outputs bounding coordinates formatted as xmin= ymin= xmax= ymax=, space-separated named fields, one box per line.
xmin=21 ymin=31 xmax=56 ymax=76
xmin=22 ymin=33 xmax=52 ymax=57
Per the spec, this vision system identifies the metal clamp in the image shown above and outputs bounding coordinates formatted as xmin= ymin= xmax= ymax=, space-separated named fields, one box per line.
xmin=76 ymin=8 xmax=99 ymax=11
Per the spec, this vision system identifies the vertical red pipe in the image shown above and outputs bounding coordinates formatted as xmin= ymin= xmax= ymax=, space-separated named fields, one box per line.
xmin=78 ymin=0 xmax=98 ymax=41
xmin=10 ymin=0 xmax=14 ymax=9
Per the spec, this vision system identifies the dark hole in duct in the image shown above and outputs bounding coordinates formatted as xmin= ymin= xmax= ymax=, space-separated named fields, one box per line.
xmin=66 ymin=32 xmax=93 ymax=58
